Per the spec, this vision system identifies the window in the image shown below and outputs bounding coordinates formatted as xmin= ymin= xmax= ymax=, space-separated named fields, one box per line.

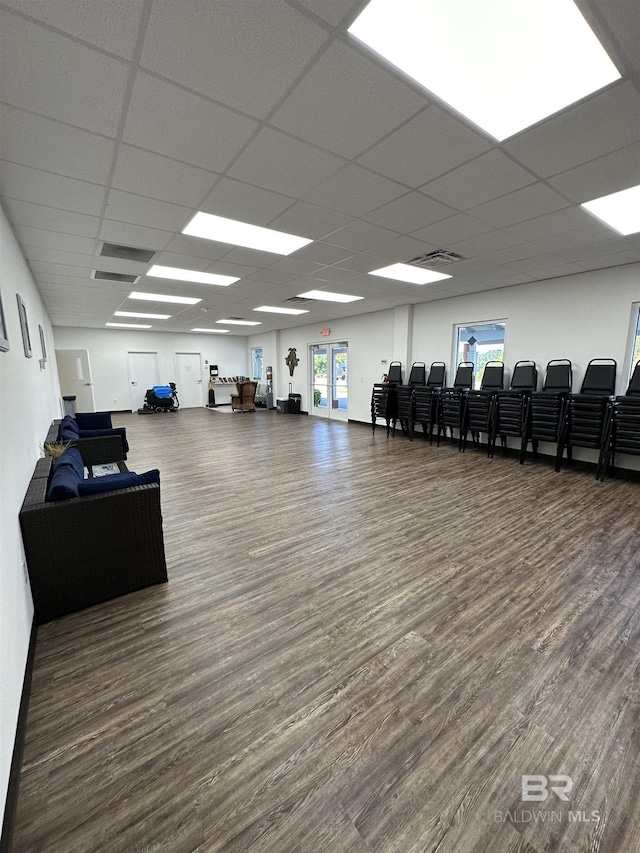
xmin=251 ymin=347 xmax=263 ymax=381
xmin=633 ymin=307 xmax=640 ymax=367
xmin=454 ymin=321 xmax=506 ymax=389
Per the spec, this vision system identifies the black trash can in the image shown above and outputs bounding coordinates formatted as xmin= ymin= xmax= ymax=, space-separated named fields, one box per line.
xmin=288 ymin=393 xmax=302 ymax=414
xmin=62 ymin=395 xmax=77 ymax=416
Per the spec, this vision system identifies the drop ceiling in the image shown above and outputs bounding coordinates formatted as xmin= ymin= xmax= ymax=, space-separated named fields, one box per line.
xmin=0 ymin=0 xmax=639 ymax=337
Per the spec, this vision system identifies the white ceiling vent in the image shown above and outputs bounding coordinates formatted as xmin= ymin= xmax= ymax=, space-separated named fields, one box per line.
xmin=92 ymin=270 xmax=140 ymax=284
xmin=285 ymin=296 xmax=316 ymax=303
xmin=100 ymin=242 xmax=156 ymax=263
xmin=407 ymin=249 xmax=466 ymax=267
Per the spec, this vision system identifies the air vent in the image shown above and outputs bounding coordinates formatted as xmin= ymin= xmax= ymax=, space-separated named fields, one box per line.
xmin=227 ymin=317 xmax=247 ymax=321
xmin=286 ymin=296 xmax=316 ymax=304
xmin=407 ymin=249 xmax=466 ymax=267
xmin=100 ymin=242 xmax=156 ymax=263
xmin=92 ymin=270 xmax=139 ymax=284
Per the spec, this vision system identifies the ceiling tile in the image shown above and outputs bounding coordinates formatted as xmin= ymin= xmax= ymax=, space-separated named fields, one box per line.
xmin=122 ymin=72 xmax=259 ymax=172
xmin=111 ymin=144 xmax=219 ymax=207
xmin=140 ymin=0 xmax=329 ymax=119
xmin=372 ymin=234 xmax=440 ymax=262
xmin=0 ymin=161 xmax=107 ymax=215
xmin=161 ymin=234 xmax=232 ymax=262
xmin=421 ymin=150 xmax=536 ymax=209
xmin=268 ymin=257 xmax=325 ymax=276
xmin=290 ymin=240 xmax=355 ymax=265
xmin=469 ymin=183 xmax=570 ymax=228
xmin=504 ymin=81 xmax=640 ymax=177
xmin=303 ymin=164 xmax=406 ymax=217
xmin=104 ymin=189 xmax=194 ymax=232
xmin=0 ymin=0 xmax=145 ymax=59
xmin=267 ymin=201 xmax=351 ymax=240
xmin=26 ymin=246 xmax=92 ymax=266
xmin=410 ymin=213 xmax=494 ymax=246
xmin=17 ymin=226 xmax=96 ymax=255
xmin=322 ymin=219 xmax=398 ymax=252
xmin=364 ymin=191 xmax=455 ymax=232
xmin=358 ymin=106 xmax=492 ymax=187
xmin=502 ymin=207 xmax=604 ymax=242
xmin=0 ymin=12 xmax=129 ymax=136
xmin=0 ymin=106 xmax=115 ymax=183
xmin=228 ymin=127 xmax=345 ymax=197
xmin=450 ymin=229 xmax=525 ymax=257
xmin=303 ymin=267 xmax=359 ymax=283
xmin=547 ymin=141 xmax=640 ymax=203
xmin=245 ymin=269 xmax=296 ymax=285
xmin=292 ymin=0 xmax=362 ymax=26
xmin=199 ymin=178 xmax=293 ymax=226
xmin=99 ymin=219 xmax=174 ymax=251
xmin=270 ymin=40 xmax=426 ymax=158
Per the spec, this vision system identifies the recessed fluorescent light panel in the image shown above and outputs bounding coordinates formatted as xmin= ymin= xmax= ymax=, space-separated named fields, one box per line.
xmin=297 ymin=290 xmax=364 ymax=303
xmin=114 ymin=311 xmax=171 ymax=320
xmin=183 ymin=212 xmax=312 ymax=256
xmin=129 ymin=291 xmax=201 ymax=305
xmin=147 ymin=265 xmax=239 ymax=286
xmin=216 ymin=319 xmax=262 ymax=326
xmin=253 ymin=305 xmax=310 ymax=315
xmin=348 ymin=0 xmax=620 ymax=141
xmin=106 ymin=322 xmax=152 ymax=329
xmin=582 ymin=184 xmax=640 ymax=235
xmin=369 ymin=264 xmax=451 ymax=285
xmin=191 ymin=328 xmax=229 ymax=333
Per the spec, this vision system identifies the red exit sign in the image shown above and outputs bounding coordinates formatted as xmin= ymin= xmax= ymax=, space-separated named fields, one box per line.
xmin=321 ymin=328 xmax=331 ymax=336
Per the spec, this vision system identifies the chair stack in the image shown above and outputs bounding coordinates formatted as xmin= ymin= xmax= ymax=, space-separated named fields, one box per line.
xmin=462 ymin=361 xmax=504 ymax=453
xmin=597 ymin=361 xmax=640 ymax=480
xmin=371 ymin=361 xmax=402 ymax=436
xmin=520 ymin=360 xmax=572 ymax=464
xmin=437 ymin=362 xmax=474 ymax=449
xmin=414 ymin=362 xmax=446 ymax=444
xmin=556 ymin=358 xmax=616 ymax=471
xmin=490 ymin=361 xmax=538 ymax=457
xmin=393 ymin=362 xmax=426 ymax=440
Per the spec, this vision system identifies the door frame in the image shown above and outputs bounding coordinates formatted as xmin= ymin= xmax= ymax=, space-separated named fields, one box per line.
xmin=309 ymin=339 xmax=348 ymax=422
xmin=127 ymin=350 xmax=160 ymax=412
xmin=173 ymin=351 xmax=203 ymax=408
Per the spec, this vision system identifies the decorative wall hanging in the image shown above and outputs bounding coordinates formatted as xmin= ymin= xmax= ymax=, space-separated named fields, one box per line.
xmin=285 ymin=347 xmax=299 ymax=376
xmin=0 ymin=289 xmax=9 ymax=352
xmin=16 ymin=294 xmax=32 ymax=357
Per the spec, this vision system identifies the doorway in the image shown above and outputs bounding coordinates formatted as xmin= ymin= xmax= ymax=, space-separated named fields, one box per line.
xmin=174 ymin=352 xmax=203 ymax=408
xmin=55 ymin=349 xmax=96 ymax=412
xmin=310 ymin=342 xmax=348 ymax=421
xmin=128 ymin=351 xmax=160 ymax=411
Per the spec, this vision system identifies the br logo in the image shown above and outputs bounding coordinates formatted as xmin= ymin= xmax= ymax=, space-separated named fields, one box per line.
xmin=522 ymin=775 xmax=573 ymax=802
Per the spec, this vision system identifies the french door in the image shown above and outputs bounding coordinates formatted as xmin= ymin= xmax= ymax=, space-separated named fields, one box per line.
xmin=310 ymin=342 xmax=348 ymax=421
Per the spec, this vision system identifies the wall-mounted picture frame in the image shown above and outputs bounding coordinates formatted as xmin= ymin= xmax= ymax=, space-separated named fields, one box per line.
xmin=0 ymin=289 xmax=9 ymax=352
xmin=16 ymin=293 xmax=32 ymax=358
xmin=39 ymin=324 xmax=47 ymax=369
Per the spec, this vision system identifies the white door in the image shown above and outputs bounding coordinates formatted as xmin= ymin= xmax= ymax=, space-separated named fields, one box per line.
xmin=174 ymin=352 xmax=203 ymax=408
xmin=55 ymin=349 xmax=96 ymax=412
xmin=310 ymin=342 xmax=348 ymax=422
xmin=128 ymin=351 xmax=160 ymax=411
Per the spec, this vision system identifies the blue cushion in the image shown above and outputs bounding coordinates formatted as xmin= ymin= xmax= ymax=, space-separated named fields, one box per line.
xmin=76 ymin=411 xmax=112 ymax=430
xmin=46 ymin=447 xmax=84 ymax=501
xmin=77 ymin=469 xmax=160 ymax=496
xmin=59 ymin=426 xmax=79 ymax=440
xmin=77 ymin=427 xmax=129 ymax=455
xmin=57 ymin=416 xmax=79 ymax=439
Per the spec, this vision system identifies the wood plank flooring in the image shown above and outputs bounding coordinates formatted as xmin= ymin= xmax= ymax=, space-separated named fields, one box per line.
xmin=11 ymin=407 xmax=640 ymax=853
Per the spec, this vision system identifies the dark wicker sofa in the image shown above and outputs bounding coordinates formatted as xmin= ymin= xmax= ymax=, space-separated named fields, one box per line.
xmin=20 ymin=430 xmax=168 ymax=624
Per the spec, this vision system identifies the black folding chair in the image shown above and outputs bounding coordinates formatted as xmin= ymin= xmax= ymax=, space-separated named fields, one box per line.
xmin=407 ymin=362 xmax=426 ymax=385
xmin=393 ymin=384 xmax=415 ymax=440
xmin=437 ymin=362 xmax=474 ymax=449
xmin=414 ymin=362 xmax=446 ymax=444
xmin=490 ymin=361 xmax=538 ymax=458
xmin=386 ymin=361 xmax=403 ymax=384
xmin=597 ymin=361 xmax=640 ymax=480
xmin=556 ymin=358 xmax=616 ymax=471
xmin=520 ymin=360 xmax=572 ymax=464
xmin=462 ymin=361 xmax=504 ymax=453
xmin=371 ymin=383 xmax=397 ymax=436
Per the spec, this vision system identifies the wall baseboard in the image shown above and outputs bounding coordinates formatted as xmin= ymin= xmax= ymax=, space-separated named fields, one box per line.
xmin=1 ymin=618 xmax=37 ymax=853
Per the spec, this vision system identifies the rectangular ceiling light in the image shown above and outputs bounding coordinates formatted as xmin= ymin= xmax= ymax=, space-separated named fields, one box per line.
xmin=369 ymin=263 xmax=451 ymax=284
xmin=215 ymin=318 xmax=262 ymax=326
xmin=106 ymin=322 xmax=152 ymax=329
xmin=191 ymin=328 xmax=230 ymax=333
xmin=114 ymin=311 xmax=171 ymax=320
xmin=253 ymin=305 xmax=310 ymax=315
xmin=183 ymin=212 xmax=313 ymax=256
xmin=297 ymin=290 xmax=364 ymax=303
xmin=582 ymin=184 xmax=640 ymax=235
xmin=129 ymin=291 xmax=201 ymax=305
xmin=147 ymin=264 xmax=239 ymax=286
xmin=348 ymin=0 xmax=620 ymax=141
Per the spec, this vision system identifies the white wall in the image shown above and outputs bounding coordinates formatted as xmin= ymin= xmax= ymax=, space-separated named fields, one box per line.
xmin=0 ymin=205 xmax=61 ymax=812
xmin=52 ymin=327 xmax=249 ymax=411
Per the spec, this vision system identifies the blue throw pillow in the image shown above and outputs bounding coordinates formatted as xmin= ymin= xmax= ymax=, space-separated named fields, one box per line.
xmin=57 ymin=416 xmax=79 ymax=439
xmin=77 ymin=469 xmax=160 ymax=496
xmin=76 ymin=411 xmax=112 ymax=430
xmin=46 ymin=447 xmax=84 ymax=501
xmin=59 ymin=426 xmax=79 ymax=440
xmin=77 ymin=427 xmax=129 ymax=455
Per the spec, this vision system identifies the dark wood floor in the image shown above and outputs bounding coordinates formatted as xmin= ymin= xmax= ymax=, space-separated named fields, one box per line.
xmin=12 ymin=407 xmax=640 ymax=853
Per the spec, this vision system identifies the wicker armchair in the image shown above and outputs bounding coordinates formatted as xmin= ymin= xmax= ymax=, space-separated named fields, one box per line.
xmin=230 ymin=381 xmax=257 ymax=412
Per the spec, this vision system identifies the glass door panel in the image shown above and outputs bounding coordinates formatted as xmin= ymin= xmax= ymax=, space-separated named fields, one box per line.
xmin=311 ymin=342 xmax=348 ymax=420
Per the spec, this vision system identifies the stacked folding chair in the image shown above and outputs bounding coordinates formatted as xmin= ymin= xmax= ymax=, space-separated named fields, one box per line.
xmin=371 ymin=360 xmax=402 ymax=436
xmin=490 ymin=361 xmax=538 ymax=458
xmin=414 ymin=362 xmax=446 ymax=444
xmin=556 ymin=358 xmax=616 ymax=471
xmin=437 ymin=362 xmax=474 ymax=449
xmin=393 ymin=362 xmax=426 ymax=440
xmin=462 ymin=361 xmax=504 ymax=453
xmin=597 ymin=361 xmax=640 ymax=480
xmin=520 ymin=360 xmax=572 ymax=464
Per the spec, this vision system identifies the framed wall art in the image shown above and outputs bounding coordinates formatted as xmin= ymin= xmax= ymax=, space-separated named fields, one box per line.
xmin=0 ymin=289 xmax=8 ymax=352
xmin=16 ymin=294 xmax=32 ymax=358
xmin=39 ymin=324 xmax=47 ymax=369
